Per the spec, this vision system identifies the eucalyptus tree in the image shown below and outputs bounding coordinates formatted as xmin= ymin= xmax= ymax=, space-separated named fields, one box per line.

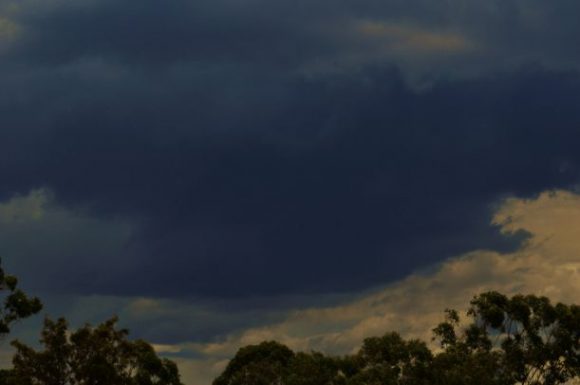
xmin=432 ymin=292 xmax=580 ymax=385
xmin=213 ymin=291 xmax=579 ymax=385
xmin=10 ymin=317 xmax=183 ymax=385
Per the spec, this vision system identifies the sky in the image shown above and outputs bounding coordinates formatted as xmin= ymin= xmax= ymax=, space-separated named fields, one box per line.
xmin=1 ymin=0 xmax=580 ymax=384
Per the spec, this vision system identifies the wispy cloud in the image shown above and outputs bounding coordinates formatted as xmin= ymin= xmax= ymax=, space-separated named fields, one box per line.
xmin=355 ymin=21 xmax=473 ymax=54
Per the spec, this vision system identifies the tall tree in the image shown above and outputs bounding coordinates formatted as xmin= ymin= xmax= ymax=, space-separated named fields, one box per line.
xmin=10 ymin=317 xmax=183 ymax=385
xmin=431 ymin=308 xmax=509 ymax=385
xmin=432 ymin=292 xmax=580 ymax=385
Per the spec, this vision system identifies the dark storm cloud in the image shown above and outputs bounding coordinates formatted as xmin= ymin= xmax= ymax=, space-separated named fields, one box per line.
xmin=5 ymin=65 xmax=580 ymax=298
xmin=5 ymin=0 xmax=337 ymax=68
xmin=5 ymin=0 xmax=580 ymax=72
xmin=2 ymin=0 xmax=580 ymax=299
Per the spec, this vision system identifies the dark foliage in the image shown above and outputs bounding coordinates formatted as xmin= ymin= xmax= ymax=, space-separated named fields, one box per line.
xmin=8 ymin=317 xmax=183 ymax=385
xmin=0 ymin=259 xmax=42 ymax=337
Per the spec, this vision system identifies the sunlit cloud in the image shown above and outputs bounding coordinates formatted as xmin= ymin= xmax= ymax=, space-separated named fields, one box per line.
xmin=152 ymin=344 xmax=183 ymax=354
xmin=156 ymin=189 xmax=580 ymax=385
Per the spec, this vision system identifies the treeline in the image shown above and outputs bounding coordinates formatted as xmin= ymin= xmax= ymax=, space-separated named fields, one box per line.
xmin=0 ymin=259 xmax=578 ymax=385
xmin=213 ymin=292 xmax=579 ymax=385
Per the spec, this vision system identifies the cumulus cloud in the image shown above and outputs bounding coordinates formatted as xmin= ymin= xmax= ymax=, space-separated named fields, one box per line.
xmin=158 ymin=190 xmax=580 ymax=385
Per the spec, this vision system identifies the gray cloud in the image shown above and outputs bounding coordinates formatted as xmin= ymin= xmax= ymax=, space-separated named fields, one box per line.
xmin=0 ymin=190 xmax=137 ymax=293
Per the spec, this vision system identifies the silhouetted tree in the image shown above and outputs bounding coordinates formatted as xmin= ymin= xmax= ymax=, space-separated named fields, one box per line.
xmin=0 ymin=258 xmax=42 ymax=337
xmin=431 ymin=308 xmax=509 ymax=385
xmin=286 ymin=352 xmax=345 ymax=385
xmin=10 ymin=317 xmax=183 ymax=385
xmin=213 ymin=341 xmax=294 ymax=385
xmin=350 ymin=332 xmax=433 ymax=385
xmin=213 ymin=292 xmax=580 ymax=385
xmin=432 ymin=292 xmax=580 ymax=385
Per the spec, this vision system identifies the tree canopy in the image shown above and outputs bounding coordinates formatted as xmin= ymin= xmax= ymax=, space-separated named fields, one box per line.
xmin=8 ymin=317 xmax=183 ymax=385
xmin=213 ymin=292 xmax=580 ymax=385
xmin=0 ymin=258 xmax=183 ymax=385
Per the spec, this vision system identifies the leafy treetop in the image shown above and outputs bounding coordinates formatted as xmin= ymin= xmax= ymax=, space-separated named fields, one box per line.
xmin=9 ymin=316 xmax=183 ymax=385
